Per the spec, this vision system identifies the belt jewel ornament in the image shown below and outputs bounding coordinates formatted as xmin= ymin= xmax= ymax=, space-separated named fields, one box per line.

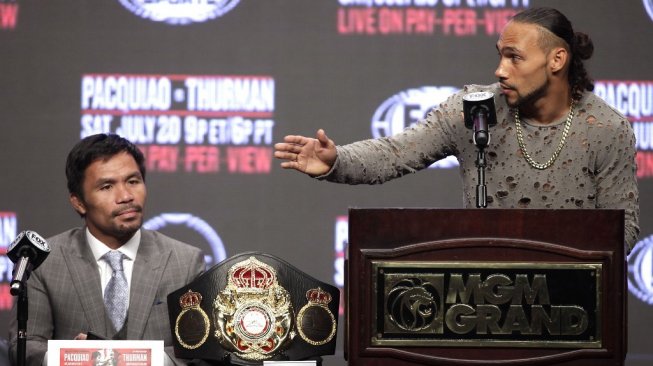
xmin=297 ymin=287 xmax=337 ymax=346
xmin=175 ymin=290 xmax=210 ymax=350
xmin=213 ymin=256 xmax=295 ymax=360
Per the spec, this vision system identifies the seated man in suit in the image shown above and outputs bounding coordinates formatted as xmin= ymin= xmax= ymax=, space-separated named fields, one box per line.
xmin=9 ymin=133 xmax=205 ymax=365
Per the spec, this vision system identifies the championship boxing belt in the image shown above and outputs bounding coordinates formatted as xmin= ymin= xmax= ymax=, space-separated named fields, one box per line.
xmin=167 ymin=252 xmax=339 ymax=365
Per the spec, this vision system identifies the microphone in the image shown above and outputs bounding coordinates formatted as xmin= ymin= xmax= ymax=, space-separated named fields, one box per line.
xmin=463 ymin=91 xmax=497 ymax=147
xmin=7 ymin=230 xmax=50 ymax=296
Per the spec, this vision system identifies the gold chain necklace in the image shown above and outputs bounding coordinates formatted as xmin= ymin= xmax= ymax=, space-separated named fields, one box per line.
xmin=514 ymin=102 xmax=575 ymax=170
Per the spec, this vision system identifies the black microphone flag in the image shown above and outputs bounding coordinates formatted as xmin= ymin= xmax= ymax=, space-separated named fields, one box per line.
xmin=8 ymin=230 xmax=50 ymax=296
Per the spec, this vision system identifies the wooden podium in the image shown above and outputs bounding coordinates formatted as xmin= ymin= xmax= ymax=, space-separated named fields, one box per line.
xmin=345 ymin=208 xmax=626 ymax=366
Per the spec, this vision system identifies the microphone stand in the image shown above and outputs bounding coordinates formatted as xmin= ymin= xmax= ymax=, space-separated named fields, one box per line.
xmin=473 ymin=110 xmax=490 ymax=208
xmin=11 ymin=254 xmax=32 ymax=366
xmin=475 ymin=146 xmax=488 ymax=208
xmin=15 ymin=282 xmax=28 ymax=366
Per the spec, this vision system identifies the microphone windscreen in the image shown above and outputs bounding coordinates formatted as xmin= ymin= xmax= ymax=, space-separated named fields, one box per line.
xmin=7 ymin=230 xmax=50 ymax=269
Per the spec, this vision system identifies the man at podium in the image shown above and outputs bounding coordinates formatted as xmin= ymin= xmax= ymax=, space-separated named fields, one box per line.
xmin=274 ymin=7 xmax=639 ymax=253
xmin=8 ymin=134 xmax=205 ymax=366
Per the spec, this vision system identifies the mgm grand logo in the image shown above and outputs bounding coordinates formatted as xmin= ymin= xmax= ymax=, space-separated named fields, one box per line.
xmin=372 ymin=262 xmax=602 ymax=348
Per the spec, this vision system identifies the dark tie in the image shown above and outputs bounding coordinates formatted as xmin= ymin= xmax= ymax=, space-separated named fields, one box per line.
xmin=103 ymin=251 xmax=128 ymax=331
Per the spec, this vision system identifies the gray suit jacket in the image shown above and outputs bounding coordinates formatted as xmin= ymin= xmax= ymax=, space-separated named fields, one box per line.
xmin=8 ymin=228 xmax=205 ymax=366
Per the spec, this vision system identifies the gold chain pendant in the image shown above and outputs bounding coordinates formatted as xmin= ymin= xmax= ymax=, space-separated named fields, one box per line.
xmin=514 ymin=102 xmax=575 ymax=170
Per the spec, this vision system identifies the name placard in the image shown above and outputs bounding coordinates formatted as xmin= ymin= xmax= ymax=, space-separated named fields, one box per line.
xmin=47 ymin=340 xmax=164 ymax=366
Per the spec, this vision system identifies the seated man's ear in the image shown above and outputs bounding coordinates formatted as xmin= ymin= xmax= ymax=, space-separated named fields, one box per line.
xmin=70 ymin=194 xmax=87 ymax=216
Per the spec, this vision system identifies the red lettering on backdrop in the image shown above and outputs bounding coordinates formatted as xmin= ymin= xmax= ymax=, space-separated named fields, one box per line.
xmin=0 ymin=4 xmax=18 ymax=30
xmin=483 ymin=9 xmax=517 ymax=35
xmin=405 ymin=9 xmax=436 ymax=35
xmin=137 ymin=146 xmax=272 ymax=174
xmin=337 ymin=8 xmax=524 ymax=36
xmin=226 ymin=147 xmax=272 ymax=174
xmin=636 ymin=151 xmax=653 ymax=178
xmin=138 ymin=145 xmax=179 ymax=172
xmin=337 ymin=8 xmax=377 ymax=35
xmin=148 ymin=145 xmax=179 ymax=172
xmin=442 ymin=9 xmax=477 ymax=36
xmin=185 ymin=146 xmax=219 ymax=173
xmin=0 ymin=284 xmax=13 ymax=310
xmin=252 ymin=147 xmax=272 ymax=173
xmin=378 ymin=8 xmax=403 ymax=35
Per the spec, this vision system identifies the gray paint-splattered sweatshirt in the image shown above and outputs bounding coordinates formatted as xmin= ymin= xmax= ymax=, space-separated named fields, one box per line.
xmin=322 ymin=83 xmax=639 ymax=252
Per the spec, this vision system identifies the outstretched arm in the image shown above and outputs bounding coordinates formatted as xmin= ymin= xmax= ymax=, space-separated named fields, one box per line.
xmin=274 ymin=129 xmax=337 ymax=176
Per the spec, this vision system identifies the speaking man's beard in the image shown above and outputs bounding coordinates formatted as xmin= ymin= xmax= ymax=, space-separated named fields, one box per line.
xmin=509 ymin=78 xmax=550 ymax=109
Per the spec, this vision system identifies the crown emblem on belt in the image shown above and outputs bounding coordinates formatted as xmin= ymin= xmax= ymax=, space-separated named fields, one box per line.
xmin=180 ymin=290 xmax=202 ymax=308
xmin=230 ymin=257 xmax=276 ymax=291
xmin=306 ymin=287 xmax=332 ymax=305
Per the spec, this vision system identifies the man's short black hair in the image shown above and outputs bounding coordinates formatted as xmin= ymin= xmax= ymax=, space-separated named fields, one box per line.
xmin=66 ymin=134 xmax=146 ymax=200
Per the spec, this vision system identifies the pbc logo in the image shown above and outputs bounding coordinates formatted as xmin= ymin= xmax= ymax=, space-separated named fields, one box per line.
xmin=628 ymin=235 xmax=653 ymax=305
xmin=645 ymin=0 xmax=653 ymax=22
xmin=143 ymin=213 xmax=226 ymax=266
xmin=371 ymin=86 xmax=459 ymax=169
xmin=117 ymin=0 xmax=241 ymax=25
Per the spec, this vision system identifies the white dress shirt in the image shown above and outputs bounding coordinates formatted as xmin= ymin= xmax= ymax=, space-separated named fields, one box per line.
xmin=86 ymin=228 xmax=141 ymax=310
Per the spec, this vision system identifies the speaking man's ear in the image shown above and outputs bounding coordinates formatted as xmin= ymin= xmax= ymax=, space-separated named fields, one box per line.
xmin=549 ymin=46 xmax=569 ymax=73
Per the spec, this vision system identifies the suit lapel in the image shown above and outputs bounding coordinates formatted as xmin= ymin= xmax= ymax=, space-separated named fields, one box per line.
xmin=62 ymin=229 xmax=109 ymax=336
xmin=127 ymin=230 xmax=170 ymax=340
